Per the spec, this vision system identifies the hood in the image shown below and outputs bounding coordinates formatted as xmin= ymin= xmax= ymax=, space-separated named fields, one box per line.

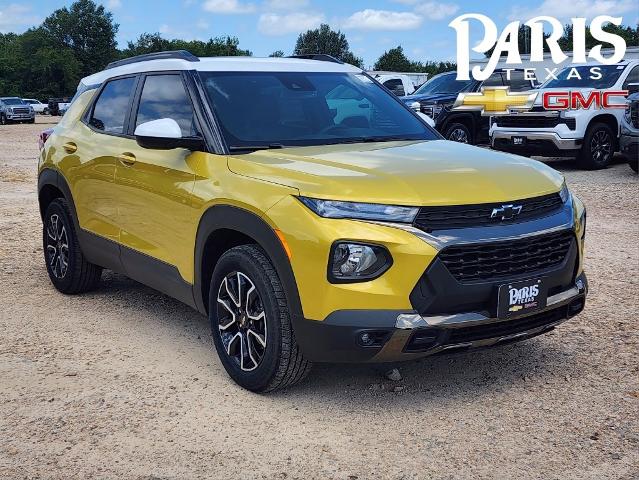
xmin=401 ymin=93 xmax=458 ymax=105
xmin=228 ymin=140 xmax=563 ymax=207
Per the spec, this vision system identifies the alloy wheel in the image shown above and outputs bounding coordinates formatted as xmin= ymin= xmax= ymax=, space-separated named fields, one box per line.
xmin=216 ymin=271 xmax=268 ymax=372
xmin=45 ymin=213 xmax=69 ymax=279
xmin=590 ymin=130 xmax=612 ymax=164
xmin=448 ymin=127 xmax=469 ymax=143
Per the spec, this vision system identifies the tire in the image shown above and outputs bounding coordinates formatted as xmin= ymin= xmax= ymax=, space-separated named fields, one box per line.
xmin=0 ymin=114 xmax=7 ymax=125
xmin=27 ymin=119 xmax=35 ymax=124
xmin=578 ymin=122 xmax=615 ymax=170
xmin=209 ymin=245 xmax=311 ymax=392
xmin=43 ymin=199 xmax=102 ymax=294
xmin=444 ymin=122 xmax=472 ymax=144
xmin=630 ymin=156 xmax=639 ymax=173
xmin=43 ymin=108 xmax=49 ymax=115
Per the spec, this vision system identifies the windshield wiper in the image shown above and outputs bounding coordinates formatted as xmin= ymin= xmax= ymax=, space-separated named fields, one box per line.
xmin=228 ymin=144 xmax=285 ymax=153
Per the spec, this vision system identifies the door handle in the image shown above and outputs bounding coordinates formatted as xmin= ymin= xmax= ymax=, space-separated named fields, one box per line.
xmin=118 ymin=152 xmax=136 ymax=166
xmin=62 ymin=142 xmax=77 ymax=153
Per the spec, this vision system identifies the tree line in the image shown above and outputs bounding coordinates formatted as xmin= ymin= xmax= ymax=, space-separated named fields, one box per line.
xmin=1 ymin=0 xmax=637 ymax=99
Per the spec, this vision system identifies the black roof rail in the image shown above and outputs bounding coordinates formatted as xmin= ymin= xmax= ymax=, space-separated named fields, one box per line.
xmin=288 ymin=54 xmax=343 ymax=64
xmin=106 ymin=50 xmax=200 ymax=70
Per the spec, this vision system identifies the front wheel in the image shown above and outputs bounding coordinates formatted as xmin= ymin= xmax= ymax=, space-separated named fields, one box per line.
xmin=578 ymin=122 xmax=614 ymax=170
xmin=0 ymin=114 xmax=7 ymax=125
xmin=209 ymin=245 xmax=311 ymax=392
xmin=444 ymin=122 xmax=472 ymax=144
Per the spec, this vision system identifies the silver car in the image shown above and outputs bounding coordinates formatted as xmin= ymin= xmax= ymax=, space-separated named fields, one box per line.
xmin=0 ymin=97 xmax=35 ymax=124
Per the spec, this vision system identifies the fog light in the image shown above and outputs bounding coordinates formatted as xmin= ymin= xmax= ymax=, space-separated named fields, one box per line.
xmin=328 ymin=242 xmax=392 ymax=283
xmin=359 ymin=332 xmax=373 ymax=346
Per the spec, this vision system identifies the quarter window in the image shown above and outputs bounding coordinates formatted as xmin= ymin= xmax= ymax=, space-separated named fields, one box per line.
xmin=135 ymin=74 xmax=198 ymax=137
xmin=89 ymin=77 xmax=136 ymax=134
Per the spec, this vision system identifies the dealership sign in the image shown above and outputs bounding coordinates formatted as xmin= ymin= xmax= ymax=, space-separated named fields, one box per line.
xmin=449 ymin=14 xmax=628 ymax=81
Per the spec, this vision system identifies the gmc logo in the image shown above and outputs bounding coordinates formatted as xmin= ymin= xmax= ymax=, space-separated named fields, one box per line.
xmin=542 ymin=90 xmax=628 ymax=110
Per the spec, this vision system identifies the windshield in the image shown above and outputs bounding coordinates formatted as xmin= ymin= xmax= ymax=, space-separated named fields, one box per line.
xmin=199 ymin=71 xmax=437 ymax=149
xmin=413 ymin=73 xmax=474 ymax=95
xmin=2 ymin=98 xmax=26 ymax=105
xmin=543 ymin=65 xmax=627 ymax=89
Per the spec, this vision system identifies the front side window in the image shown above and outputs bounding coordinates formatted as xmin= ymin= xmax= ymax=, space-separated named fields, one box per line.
xmin=135 ymin=74 xmax=198 ymax=137
xmin=482 ymin=72 xmax=505 ymax=88
xmin=622 ymin=66 xmax=639 ymax=89
xmin=505 ymin=70 xmax=534 ymax=91
xmin=89 ymin=77 xmax=136 ymax=134
xmin=200 ymin=71 xmax=437 ymax=149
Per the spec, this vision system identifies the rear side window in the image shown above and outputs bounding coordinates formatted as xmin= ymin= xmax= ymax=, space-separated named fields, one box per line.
xmin=135 ymin=74 xmax=198 ymax=136
xmin=383 ymin=79 xmax=405 ymax=96
xmin=89 ymin=77 xmax=136 ymax=134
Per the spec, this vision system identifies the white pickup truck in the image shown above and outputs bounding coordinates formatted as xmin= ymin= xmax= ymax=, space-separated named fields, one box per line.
xmin=491 ymin=60 xmax=639 ymax=169
xmin=372 ymin=74 xmax=418 ymax=96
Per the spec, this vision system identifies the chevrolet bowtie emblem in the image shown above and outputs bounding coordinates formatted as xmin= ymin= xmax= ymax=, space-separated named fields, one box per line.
xmin=453 ymin=86 xmax=538 ymax=116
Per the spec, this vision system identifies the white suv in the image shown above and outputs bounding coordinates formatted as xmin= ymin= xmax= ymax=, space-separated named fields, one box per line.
xmin=491 ymin=60 xmax=639 ymax=169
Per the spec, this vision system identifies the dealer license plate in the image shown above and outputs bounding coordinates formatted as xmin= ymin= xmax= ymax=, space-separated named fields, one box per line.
xmin=497 ymin=278 xmax=547 ymax=319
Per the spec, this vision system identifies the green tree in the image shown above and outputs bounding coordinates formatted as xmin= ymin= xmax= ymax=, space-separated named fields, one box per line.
xmin=559 ymin=23 xmax=639 ymax=50
xmin=121 ymin=33 xmax=251 ymax=58
xmin=293 ymin=24 xmax=363 ymax=67
xmin=374 ymin=46 xmax=413 ymax=71
xmin=40 ymin=0 xmax=119 ymax=77
xmin=269 ymin=50 xmax=285 ymax=57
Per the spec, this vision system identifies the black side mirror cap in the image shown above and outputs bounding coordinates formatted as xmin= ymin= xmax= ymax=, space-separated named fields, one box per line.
xmin=135 ymin=135 xmax=205 ymax=151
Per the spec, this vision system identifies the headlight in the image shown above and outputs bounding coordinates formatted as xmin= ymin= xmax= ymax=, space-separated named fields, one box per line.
xmin=559 ymin=181 xmax=570 ymax=203
xmin=328 ymin=242 xmax=392 ymax=283
xmin=298 ymin=197 xmax=418 ymax=223
xmin=409 ymin=101 xmax=420 ymax=111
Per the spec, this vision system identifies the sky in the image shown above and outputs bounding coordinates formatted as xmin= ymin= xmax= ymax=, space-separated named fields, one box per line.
xmin=0 ymin=0 xmax=637 ymax=67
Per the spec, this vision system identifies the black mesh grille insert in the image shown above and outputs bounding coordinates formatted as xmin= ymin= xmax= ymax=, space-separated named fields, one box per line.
xmin=438 ymin=230 xmax=574 ymax=283
xmin=414 ymin=193 xmax=563 ymax=232
xmin=447 ymin=306 xmax=566 ymax=344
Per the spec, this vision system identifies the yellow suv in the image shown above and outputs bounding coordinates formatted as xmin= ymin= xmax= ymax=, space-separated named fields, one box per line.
xmin=38 ymin=51 xmax=588 ymax=391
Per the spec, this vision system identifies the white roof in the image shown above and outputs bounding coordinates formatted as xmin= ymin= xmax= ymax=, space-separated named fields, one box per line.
xmin=81 ymin=56 xmax=362 ymax=87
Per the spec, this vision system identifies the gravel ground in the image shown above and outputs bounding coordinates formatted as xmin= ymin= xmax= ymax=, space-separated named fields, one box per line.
xmin=1 ymin=117 xmax=638 ymax=479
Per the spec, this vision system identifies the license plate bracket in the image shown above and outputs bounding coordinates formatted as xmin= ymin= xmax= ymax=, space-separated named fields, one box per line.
xmin=512 ymin=136 xmax=526 ymax=145
xmin=498 ymin=278 xmax=547 ymax=319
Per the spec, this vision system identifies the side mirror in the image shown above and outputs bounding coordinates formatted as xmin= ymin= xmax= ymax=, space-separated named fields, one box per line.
xmin=416 ymin=111 xmax=435 ymax=127
xmin=134 ymin=118 xmax=204 ymax=150
xmin=627 ymin=83 xmax=639 ymax=95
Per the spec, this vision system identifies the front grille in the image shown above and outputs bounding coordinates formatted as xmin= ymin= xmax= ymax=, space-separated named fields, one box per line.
xmin=438 ymin=229 xmax=574 ymax=283
xmin=413 ymin=192 xmax=563 ymax=231
xmin=631 ymin=102 xmax=639 ymax=129
xmin=494 ymin=115 xmax=576 ymax=130
xmin=12 ymin=107 xmax=30 ymax=114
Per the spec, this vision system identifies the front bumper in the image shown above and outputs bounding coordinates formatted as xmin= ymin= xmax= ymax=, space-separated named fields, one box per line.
xmin=620 ymin=131 xmax=639 ymax=157
xmin=295 ymin=273 xmax=587 ymax=362
xmin=491 ymin=130 xmax=581 ymax=156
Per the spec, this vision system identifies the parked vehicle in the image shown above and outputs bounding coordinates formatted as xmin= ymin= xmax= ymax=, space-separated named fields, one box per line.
xmin=0 ymin=97 xmax=35 ymax=124
xmin=621 ymin=91 xmax=639 ymax=173
xmin=401 ymin=69 xmax=538 ymax=145
xmin=47 ymin=97 xmax=71 ymax=116
xmin=23 ymin=98 xmax=49 ymax=115
xmin=491 ymin=60 xmax=639 ymax=169
xmin=38 ymin=51 xmax=588 ymax=392
xmin=372 ymin=73 xmax=418 ymax=96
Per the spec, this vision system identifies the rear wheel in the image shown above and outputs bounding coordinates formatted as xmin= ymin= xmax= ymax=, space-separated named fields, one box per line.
xmin=209 ymin=245 xmax=311 ymax=392
xmin=444 ymin=122 xmax=472 ymax=144
xmin=43 ymin=199 xmax=102 ymax=294
xmin=578 ymin=122 xmax=614 ymax=170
